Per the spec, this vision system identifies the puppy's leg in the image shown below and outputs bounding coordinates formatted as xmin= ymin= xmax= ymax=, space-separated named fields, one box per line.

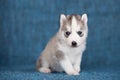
xmin=60 ymin=56 xmax=79 ymax=75
xmin=36 ymin=58 xmax=51 ymax=73
xmin=73 ymin=54 xmax=82 ymax=73
xmin=56 ymin=51 xmax=79 ymax=75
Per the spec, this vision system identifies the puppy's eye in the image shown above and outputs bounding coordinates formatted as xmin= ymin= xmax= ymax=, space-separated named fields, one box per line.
xmin=65 ymin=31 xmax=71 ymax=37
xmin=77 ymin=31 xmax=82 ymax=35
xmin=77 ymin=31 xmax=83 ymax=37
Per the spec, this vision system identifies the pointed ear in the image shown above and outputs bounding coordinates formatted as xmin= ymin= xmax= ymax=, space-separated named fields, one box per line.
xmin=81 ymin=14 xmax=88 ymax=24
xmin=60 ymin=14 xmax=66 ymax=26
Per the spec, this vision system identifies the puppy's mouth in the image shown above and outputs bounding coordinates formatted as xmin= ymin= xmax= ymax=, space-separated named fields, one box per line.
xmin=71 ymin=45 xmax=78 ymax=48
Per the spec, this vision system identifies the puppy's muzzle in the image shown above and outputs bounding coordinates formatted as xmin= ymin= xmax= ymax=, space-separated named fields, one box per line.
xmin=71 ymin=41 xmax=77 ymax=47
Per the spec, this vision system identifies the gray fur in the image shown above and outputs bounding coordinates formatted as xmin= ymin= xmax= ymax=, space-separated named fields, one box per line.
xmin=36 ymin=33 xmax=64 ymax=72
xmin=55 ymin=50 xmax=64 ymax=60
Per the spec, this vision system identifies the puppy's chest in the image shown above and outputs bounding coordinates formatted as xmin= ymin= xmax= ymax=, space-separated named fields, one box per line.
xmin=65 ymin=48 xmax=80 ymax=63
xmin=58 ymin=45 xmax=82 ymax=62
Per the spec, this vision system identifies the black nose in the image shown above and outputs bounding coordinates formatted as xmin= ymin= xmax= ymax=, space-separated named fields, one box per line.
xmin=72 ymin=41 xmax=77 ymax=47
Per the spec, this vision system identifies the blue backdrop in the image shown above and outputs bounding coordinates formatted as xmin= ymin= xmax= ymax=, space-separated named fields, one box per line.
xmin=0 ymin=0 xmax=120 ymax=80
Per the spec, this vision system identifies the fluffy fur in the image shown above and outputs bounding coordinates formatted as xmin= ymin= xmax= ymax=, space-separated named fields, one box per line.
xmin=36 ymin=13 xmax=88 ymax=75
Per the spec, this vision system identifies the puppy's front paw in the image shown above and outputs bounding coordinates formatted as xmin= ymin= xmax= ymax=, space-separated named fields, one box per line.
xmin=66 ymin=70 xmax=79 ymax=75
xmin=74 ymin=65 xmax=81 ymax=73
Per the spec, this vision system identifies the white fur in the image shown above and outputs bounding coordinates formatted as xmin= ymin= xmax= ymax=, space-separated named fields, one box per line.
xmin=59 ymin=55 xmax=79 ymax=75
xmin=58 ymin=41 xmax=86 ymax=62
xmin=58 ymin=41 xmax=86 ymax=75
xmin=71 ymin=16 xmax=78 ymax=29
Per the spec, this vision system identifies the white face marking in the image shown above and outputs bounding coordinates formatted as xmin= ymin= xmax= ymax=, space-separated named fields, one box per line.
xmin=66 ymin=25 xmax=71 ymax=32
xmin=66 ymin=16 xmax=81 ymax=47
xmin=71 ymin=17 xmax=77 ymax=29
xmin=71 ymin=17 xmax=80 ymax=32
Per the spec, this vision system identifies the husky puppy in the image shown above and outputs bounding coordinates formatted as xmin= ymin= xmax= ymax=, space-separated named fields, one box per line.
xmin=36 ymin=14 xmax=88 ymax=75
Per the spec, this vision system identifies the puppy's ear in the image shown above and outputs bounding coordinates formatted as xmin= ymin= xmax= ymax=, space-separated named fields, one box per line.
xmin=81 ymin=14 xmax=88 ymax=24
xmin=60 ymin=14 xmax=66 ymax=27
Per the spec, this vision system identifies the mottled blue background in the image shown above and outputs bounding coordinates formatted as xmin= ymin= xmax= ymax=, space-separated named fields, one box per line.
xmin=0 ymin=0 xmax=120 ymax=80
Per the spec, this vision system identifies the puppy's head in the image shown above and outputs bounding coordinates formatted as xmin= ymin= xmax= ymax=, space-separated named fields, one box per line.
xmin=59 ymin=14 xmax=88 ymax=47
